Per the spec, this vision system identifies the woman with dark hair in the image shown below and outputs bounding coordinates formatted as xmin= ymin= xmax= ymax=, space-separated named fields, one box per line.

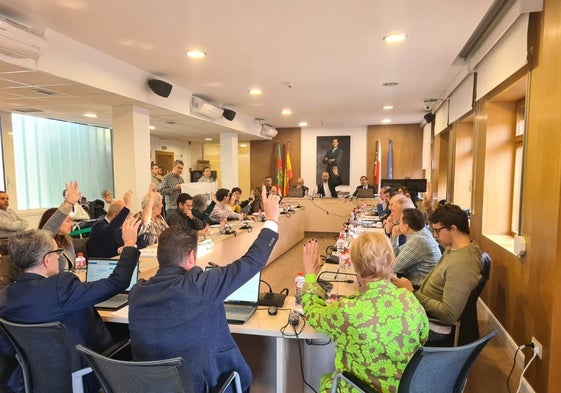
xmin=38 ymin=181 xmax=81 ymax=272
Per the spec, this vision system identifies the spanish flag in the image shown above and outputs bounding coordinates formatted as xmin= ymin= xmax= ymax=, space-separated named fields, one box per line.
xmin=283 ymin=142 xmax=293 ymax=195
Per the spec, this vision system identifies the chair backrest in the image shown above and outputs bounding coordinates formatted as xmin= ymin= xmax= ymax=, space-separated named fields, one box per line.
xmin=398 ymin=329 xmax=498 ymax=393
xmin=75 ymin=345 xmax=188 ymax=393
xmin=457 ymin=252 xmax=492 ymax=345
xmin=0 ymin=317 xmax=85 ymax=393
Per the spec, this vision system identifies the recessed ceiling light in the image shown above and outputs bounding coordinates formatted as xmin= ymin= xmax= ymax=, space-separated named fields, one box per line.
xmin=149 ymin=125 xmax=155 ymax=130
xmin=382 ymin=82 xmax=399 ymax=87
xmin=248 ymin=88 xmax=262 ymax=96
xmin=83 ymin=113 xmax=97 ymax=118
xmin=239 ymin=143 xmax=248 ymax=148
xmin=185 ymin=50 xmax=206 ymax=58
xmin=381 ymin=118 xmax=392 ymax=124
xmin=204 ymin=137 xmax=213 ymax=141
xmin=383 ymin=105 xmax=394 ymax=110
xmin=298 ymin=121 xmax=308 ymax=127
xmin=383 ymin=33 xmax=407 ymax=43
xmin=281 ymin=109 xmax=292 ymax=116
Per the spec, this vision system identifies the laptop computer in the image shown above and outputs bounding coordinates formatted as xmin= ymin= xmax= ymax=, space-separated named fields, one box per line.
xmin=206 ymin=267 xmax=261 ymax=324
xmin=86 ymin=258 xmax=139 ymax=310
xmin=356 ymin=188 xmax=375 ymax=198
xmin=288 ymin=187 xmax=304 ymax=197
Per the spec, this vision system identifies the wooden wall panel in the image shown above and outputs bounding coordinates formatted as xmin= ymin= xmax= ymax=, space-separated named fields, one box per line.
xmin=453 ymin=121 xmax=474 ymax=209
xmin=250 ymin=128 xmax=301 ymax=191
xmin=366 ymin=124 xmax=423 ymax=181
xmin=472 ymin=3 xmax=561 ymax=391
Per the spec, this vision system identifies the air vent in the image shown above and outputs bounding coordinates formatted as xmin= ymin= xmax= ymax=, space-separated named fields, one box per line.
xmin=11 ymin=108 xmax=43 ymax=113
xmin=165 ymin=121 xmax=177 ymax=125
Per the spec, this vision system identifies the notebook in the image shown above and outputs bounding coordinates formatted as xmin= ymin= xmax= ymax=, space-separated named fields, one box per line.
xmin=206 ymin=267 xmax=261 ymax=324
xmin=86 ymin=258 xmax=139 ymax=310
xmin=356 ymin=188 xmax=375 ymax=198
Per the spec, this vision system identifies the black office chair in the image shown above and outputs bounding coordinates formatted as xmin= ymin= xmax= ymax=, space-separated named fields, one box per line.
xmin=76 ymin=344 xmax=243 ymax=393
xmin=0 ymin=318 xmax=95 ymax=393
xmin=429 ymin=252 xmax=492 ymax=346
xmin=331 ymin=328 xmax=498 ymax=393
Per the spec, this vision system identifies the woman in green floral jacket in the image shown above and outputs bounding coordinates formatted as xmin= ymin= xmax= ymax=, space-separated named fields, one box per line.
xmin=302 ymin=232 xmax=429 ymax=393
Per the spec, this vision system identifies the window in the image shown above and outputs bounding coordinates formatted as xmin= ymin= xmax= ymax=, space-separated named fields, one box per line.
xmin=511 ymin=101 xmax=525 ymax=234
xmin=12 ymin=114 xmax=114 ymax=210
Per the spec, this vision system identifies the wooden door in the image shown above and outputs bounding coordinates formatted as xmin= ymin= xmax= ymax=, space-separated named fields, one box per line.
xmin=155 ymin=150 xmax=174 ymax=174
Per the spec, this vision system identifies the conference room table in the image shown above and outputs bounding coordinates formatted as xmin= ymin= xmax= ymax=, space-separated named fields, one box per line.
xmin=99 ymin=203 xmax=378 ymax=393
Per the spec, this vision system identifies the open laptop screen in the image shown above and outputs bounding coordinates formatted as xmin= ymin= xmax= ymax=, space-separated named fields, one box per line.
xmin=225 ymin=271 xmax=261 ymax=303
xmin=86 ymin=259 xmax=139 ymax=291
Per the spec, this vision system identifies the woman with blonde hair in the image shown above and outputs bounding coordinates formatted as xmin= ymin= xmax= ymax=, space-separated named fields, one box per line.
xmin=136 ymin=185 xmax=168 ymax=246
xmin=302 ymin=232 xmax=429 ymax=393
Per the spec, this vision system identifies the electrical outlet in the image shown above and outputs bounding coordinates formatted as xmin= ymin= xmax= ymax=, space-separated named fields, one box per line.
xmin=531 ymin=337 xmax=543 ymax=359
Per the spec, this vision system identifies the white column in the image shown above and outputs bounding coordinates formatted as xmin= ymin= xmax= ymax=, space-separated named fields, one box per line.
xmin=220 ymin=133 xmax=238 ymax=189
xmin=112 ymin=105 xmax=151 ymax=212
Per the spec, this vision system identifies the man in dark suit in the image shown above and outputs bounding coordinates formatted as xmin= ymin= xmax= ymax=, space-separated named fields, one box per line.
xmin=128 ymin=186 xmax=280 ymax=393
xmin=352 ymin=175 xmax=378 ymax=196
xmin=0 ymin=217 xmax=140 ymax=392
xmin=322 ymin=137 xmax=343 ymax=179
xmin=317 ymin=171 xmax=341 ymax=197
xmin=87 ymin=190 xmax=133 ymax=257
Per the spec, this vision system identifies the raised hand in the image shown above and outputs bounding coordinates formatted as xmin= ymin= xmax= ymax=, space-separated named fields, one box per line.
xmin=64 ymin=181 xmax=81 ymax=205
xmin=262 ymin=185 xmax=280 ymax=223
xmin=303 ymin=239 xmax=319 ymax=274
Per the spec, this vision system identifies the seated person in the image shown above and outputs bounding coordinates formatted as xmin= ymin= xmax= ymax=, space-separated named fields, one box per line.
xmin=384 ymin=194 xmax=415 ymax=247
xmin=38 ymin=181 xmax=82 ymax=272
xmin=101 ymin=189 xmax=114 ymax=213
xmin=0 ymin=192 xmax=29 ymax=241
xmin=165 ymin=193 xmax=205 ymax=231
xmin=0 ymin=217 xmax=140 ymax=393
xmin=136 ymin=185 xmax=168 ymax=246
xmin=128 ymin=186 xmax=280 ymax=393
xmin=317 ymin=171 xmax=341 ymax=198
xmin=247 ymin=187 xmax=264 ymax=216
xmin=391 ymin=208 xmax=441 ymax=287
xmin=228 ymin=187 xmax=243 ymax=213
xmin=302 ymin=233 xmax=428 ymax=392
xmin=87 ymin=190 xmax=133 ymax=258
xmin=209 ymin=189 xmax=244 ymax=222
xmin=192 ymin=194 xmax=217 ymax=226
xmin=197 ymin=167 xmax=215 ymax=183
xmin=352 ymin=175 xmax=378 ymax=196
xmin=290 ymin=178 xmax=309 ymax=197
xmin=392 ymin=204 xmax=482 ymax=344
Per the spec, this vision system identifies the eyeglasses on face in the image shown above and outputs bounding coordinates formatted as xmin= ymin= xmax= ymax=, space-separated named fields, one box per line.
xmin=44 ymin=248 xmax=64 ymax=258
xmin=431 ymin=226 xmax=450 ymax=235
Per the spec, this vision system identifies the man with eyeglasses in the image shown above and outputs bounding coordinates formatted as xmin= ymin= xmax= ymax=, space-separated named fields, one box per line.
xmin=0 ymin=217 xmax=141 ymax=392
xmin=392 ymin=204 xmax=482 ymax=344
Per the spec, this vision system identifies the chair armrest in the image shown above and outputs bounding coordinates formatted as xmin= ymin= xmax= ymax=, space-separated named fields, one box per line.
xmin=215 ymin=371 xmax=242 ymax=393
xmin=101 ymin=339 xmax=131 ymax=359
xmin=71 ymin=367 xmax=93 ymax=393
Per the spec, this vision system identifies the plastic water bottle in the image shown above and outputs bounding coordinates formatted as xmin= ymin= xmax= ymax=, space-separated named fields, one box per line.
xmin=336 ymin=232 xmax=345 ymax=256
xmin=75 ymin=252 xmax=86 ymax=271
xmin=294 ymin=272 xmax=305 ymax=305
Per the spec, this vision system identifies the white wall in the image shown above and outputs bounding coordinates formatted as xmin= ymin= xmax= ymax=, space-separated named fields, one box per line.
xmin=150 ymin=135 xmax=204 ymax=174
xmin=301 ymin=126 xmax=368 ymax=194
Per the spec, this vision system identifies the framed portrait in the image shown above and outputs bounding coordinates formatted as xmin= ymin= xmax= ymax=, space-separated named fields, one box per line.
xmin=316 ymin=135 xmax=350 ymax=185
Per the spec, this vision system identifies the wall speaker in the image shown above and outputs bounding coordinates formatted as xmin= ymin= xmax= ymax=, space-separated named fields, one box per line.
xmin=147 ymin=79 xmax=173 ymax=98
xmin=223 ymin=108 xmax=236 ymax=121
xmin=424 ymin=113 xmax=435 ymax=124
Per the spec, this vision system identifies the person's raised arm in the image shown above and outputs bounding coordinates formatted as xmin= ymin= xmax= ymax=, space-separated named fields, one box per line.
xmin=121 ymin=215 xmax=141 ymax=248
xmin=141 ymin=184 xmax=158 ymax=225
xmin=262 ymin=185 xmax=280 ymax=225
xmin=303 ymin=239 xmax=319 ymax=275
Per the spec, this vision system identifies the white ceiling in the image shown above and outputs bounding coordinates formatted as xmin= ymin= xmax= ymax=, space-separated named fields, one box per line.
xmin=0 ymin=0 xmax=495 ymax=142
